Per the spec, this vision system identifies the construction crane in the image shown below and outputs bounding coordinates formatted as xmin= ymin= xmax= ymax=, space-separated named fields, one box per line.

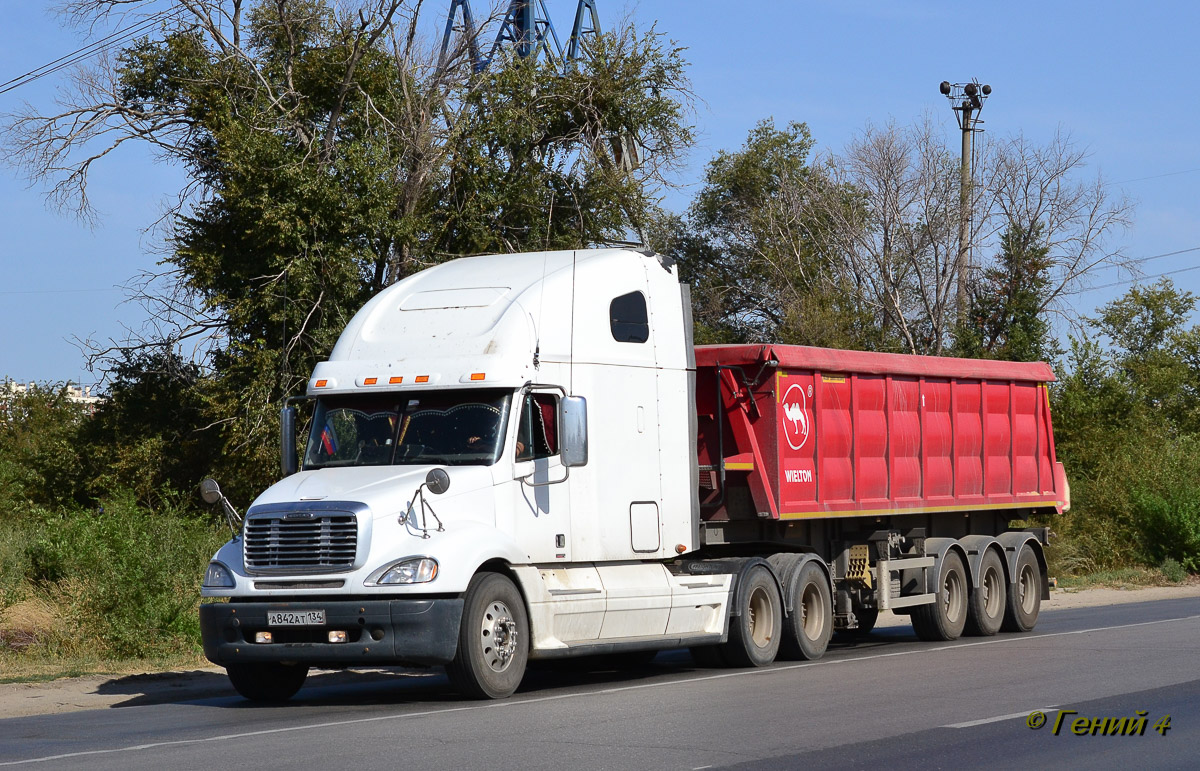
xmin=441 ymin=0 xmax=601 ymax=73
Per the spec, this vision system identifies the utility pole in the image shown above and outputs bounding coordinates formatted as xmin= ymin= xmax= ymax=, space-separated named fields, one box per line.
xmin=939 ymin=80 xmax=992 ymax=321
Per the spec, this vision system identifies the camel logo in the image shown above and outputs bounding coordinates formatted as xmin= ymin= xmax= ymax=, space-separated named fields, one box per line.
xmin=781 ymin=383 xmax=810 ymax=450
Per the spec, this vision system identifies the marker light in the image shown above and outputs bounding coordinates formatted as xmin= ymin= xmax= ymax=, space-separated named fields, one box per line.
xmin=315 ymin=379 xmax=328 ymax=388
xmin=470 ymin=373 xmax=486 ymax=381
xmin=415 ymin=375 xmax=430 ymax=383
xmin=255 ymin=631 xmax=274 ymax=644
xmin=364 ymin=377 xmax=378 ymax=385
xmin=390 ymin=376 xmax=403 ymax=384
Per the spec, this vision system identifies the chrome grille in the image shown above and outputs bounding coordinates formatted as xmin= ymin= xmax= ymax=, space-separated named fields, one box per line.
xmin=244 ymin=512 xmax=357 ymax=572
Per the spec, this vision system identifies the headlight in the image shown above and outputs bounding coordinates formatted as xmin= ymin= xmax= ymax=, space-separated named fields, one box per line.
xmin=367 ymin=557 xmax=439 ymax=585
xmin=203 ymin=561 xmax=235 ymax=588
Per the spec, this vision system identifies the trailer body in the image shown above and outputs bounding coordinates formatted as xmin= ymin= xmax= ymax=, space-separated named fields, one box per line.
xmin=695 ymin=345 xmax=1066 ymax=537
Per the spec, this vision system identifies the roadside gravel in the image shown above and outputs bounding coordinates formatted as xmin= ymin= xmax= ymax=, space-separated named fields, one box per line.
xmin=3 ymin=583 xmax=1199 ymax=719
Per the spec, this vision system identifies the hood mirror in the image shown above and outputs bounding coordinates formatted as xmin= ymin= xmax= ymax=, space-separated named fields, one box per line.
xmin=425 ymin=468 xmax=450 ymax=495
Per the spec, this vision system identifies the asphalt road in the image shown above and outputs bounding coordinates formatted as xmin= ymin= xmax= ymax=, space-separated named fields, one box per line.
xmin=3 ymin=598 xmax=1198 ymax=770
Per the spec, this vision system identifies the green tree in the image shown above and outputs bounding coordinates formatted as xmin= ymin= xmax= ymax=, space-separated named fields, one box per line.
xmin=6 ymin=1 xmax=693 ymax=497
xmin=956 ymin=221 xmax=1058 ymax=362
xmin=0 ymin=384 xmax=87 ymax=508
xmin=666 ymin=119 xmax=874 ymax=347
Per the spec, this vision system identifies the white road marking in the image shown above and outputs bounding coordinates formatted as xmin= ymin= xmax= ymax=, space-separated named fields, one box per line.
xmin=4 ymin=613 xmax=1199 ymax=766
xmin=945 ymin=707 xmax=1057 ymax=729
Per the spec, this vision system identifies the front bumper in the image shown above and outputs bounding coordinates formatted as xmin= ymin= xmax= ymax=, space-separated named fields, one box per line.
xmin=200 ymin=598 xmax=464 ymax=667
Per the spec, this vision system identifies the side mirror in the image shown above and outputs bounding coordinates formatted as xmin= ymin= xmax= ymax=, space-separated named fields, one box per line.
xmin=425 ymin=468 xmax=451 ymax=495
xmin=280 ymin=406 xmax=298 ymax=476
xmin=559 ymin=395 xmax=588 ymax=468
xmin=199 ymin=477 xmax=223 ymax=505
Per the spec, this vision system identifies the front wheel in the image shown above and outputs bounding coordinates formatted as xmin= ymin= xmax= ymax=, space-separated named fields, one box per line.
xmin=226 ymin=662 xmax=309 ymax=703
xmin=447 ymin=572 xmax=529 ymax=699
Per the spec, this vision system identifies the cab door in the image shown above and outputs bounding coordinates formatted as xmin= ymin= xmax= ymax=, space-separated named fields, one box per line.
xmin=511 ymin=389 xmax=571 ymax=563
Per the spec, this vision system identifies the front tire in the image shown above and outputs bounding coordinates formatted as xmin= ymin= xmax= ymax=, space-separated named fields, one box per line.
xmin=226 ymin=662 xmax=309 ymax=703
xmin=911 ymin=550 xmax=968 ymax=642
xmin=447 ymin=572 xmax=529 ymax=699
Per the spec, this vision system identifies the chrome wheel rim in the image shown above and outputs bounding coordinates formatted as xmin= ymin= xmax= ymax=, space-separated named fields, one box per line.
xmin=480 ymin=599 xmax=518 ymax=672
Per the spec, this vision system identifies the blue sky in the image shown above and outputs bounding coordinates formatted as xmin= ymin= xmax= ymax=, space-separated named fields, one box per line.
xmin=3 ymin=0 xmax=1199 ymax=385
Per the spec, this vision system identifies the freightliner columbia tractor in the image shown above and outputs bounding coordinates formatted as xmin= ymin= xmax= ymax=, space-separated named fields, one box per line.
xmin=199 ymin=248 xmax=1069 ymax=701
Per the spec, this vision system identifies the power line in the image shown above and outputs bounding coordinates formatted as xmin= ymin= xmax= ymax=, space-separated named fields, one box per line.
xmin=1126 ymin=245 xmax=1200 ymax=266
xmin=0 ymin=6 xmax=186 ymax=97
xmin=1086 ymin=264 xmax=1200 ymax=293
xmin=1113 ymin=167 xmax=1200 ymax=185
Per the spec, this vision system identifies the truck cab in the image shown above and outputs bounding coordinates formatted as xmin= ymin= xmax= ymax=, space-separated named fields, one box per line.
xmin=200 ymin=248 xmax=730 ymax=700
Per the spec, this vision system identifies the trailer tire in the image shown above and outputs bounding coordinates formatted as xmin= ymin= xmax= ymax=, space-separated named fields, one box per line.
xmin=965 ymin=549 xmax=1006 ymax=636
xmin=720 ymin=565 xmax=783 ymax=667
xmin=226 ymin=662 xmax=309 ymax=703
xmin=447 ymin=572 xmax=529 ymax=699
xmin=1001 ymin=545 xmax=1042 ymax=633
xmin=911 ymin=550 xmax=968 ymax=641
xmin=780 ymin=561 xmax=832 ymax=660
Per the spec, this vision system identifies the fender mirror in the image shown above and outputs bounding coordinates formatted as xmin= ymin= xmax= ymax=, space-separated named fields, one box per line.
xmin=426 ymin=468 xmax=451 ymax=495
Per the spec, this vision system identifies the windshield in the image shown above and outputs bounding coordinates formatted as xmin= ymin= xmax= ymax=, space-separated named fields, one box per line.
xmin=303 ymin=390 xmax=512 ymax=469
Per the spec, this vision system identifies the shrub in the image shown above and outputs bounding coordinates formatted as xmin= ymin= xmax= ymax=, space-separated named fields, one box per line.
xmin=1159 ymin=557 xmax=1188 ymax=584
xmin=11 ymin=492 xmax=225 ymax=659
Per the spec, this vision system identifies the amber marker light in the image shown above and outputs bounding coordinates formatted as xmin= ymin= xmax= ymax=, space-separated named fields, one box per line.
xmin=315 ymin=379 xmax=328 ymax=388
xmin=364 ymin=377 xmax=378 ymax=385
xmin=470 ymin=373 xmax=486 ymax=381
xmin=389 ymin=376 xmax=403 ymax=384
xmin=676 ymin=544 xmax=687 ymax=554
xmin=415 ymin=375 xmax=430 ymax=383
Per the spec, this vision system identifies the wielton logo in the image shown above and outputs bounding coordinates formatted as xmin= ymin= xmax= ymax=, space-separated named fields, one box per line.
xmin=781 ymin=384 xmax=810 ymax=450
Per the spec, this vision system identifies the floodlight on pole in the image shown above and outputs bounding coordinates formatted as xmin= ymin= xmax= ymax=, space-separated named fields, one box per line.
xmin=940 ymin=79 xmax=992 ymax=322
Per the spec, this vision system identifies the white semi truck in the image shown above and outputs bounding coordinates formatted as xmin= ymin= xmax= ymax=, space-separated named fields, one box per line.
xmin=199 ymin=248 xmax=1065 ymax=701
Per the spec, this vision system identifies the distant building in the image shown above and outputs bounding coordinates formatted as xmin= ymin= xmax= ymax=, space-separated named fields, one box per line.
xmin=1 ymin=379 xmax=107 ymax=418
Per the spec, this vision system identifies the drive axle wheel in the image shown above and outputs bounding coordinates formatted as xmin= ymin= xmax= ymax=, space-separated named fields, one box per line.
xmin=965 ymin=549 xmax=1006 ymax=636
xmin=911 ymin=550 xmax=968 ymax=642
xmin=720 ymin=564 xmax=782 ymax=667
xmin=448 ymin=572 xmax=529 ymax=699
xmin=780 ymin=560 xmax=833 ymax=661
xmin=226 ymin=662 xmax=309 ymax=703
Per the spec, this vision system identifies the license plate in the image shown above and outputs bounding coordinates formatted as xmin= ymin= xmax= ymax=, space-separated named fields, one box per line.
xmin=267 ymin=609 xmax=326 ymax=626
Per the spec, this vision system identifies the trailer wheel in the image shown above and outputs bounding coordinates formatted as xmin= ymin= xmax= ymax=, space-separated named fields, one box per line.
xmin=911 ymin=550 xmax=968 ymax=641
xmin=226 ymin=662 xmax=309 ymax=703
xmin=965 ymin=549 xmax=1006 ymax=636
xmin=721 ymin=565 xmax=782 ymax=667
xmin=447 ymin=572 xmax=529 ymax=699
xmin=1001 ymin=545 xmax=1042 ymax=633
xmin=780 ymin=561 xmax=832 ymax=661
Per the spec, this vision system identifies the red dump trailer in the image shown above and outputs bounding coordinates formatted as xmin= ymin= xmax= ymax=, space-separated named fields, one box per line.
xmin=691 ymin=344 xmax=1067 ymax=639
